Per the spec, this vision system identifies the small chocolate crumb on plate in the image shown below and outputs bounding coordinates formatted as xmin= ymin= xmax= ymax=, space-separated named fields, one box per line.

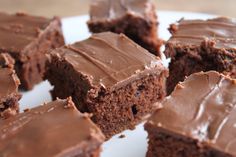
xmin=119 ymin=134 xmax=126 ymax=139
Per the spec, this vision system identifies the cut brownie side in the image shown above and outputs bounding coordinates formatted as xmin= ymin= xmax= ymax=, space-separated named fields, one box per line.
xmin=145 ymin=125 xmax=231 ymax=157
xmin=165 ymin=17 xmax=236 ymax=94
xmin=87 ymin=0 xmax=162 ymax=56
xmin=46 ymin=32 xmax=168 ymax=138
xmin=145 ymin=71 xmax=236 ymax=157
xmin=0 ymin=12 xmax=64 ymax=90
xmin=0 ymin=53 xmax=21 ymax=119
xmin=0 ymin=98 xmax=105 ymax=157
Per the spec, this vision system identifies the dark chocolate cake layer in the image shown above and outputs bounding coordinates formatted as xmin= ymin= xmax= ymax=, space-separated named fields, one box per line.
xmin=46 ymin=32 xmax=168 ymax=138
xmin=145 ymin=71 xmax=236 ymax=157
xmin=165 ymin=17 xmax=236 ymax=94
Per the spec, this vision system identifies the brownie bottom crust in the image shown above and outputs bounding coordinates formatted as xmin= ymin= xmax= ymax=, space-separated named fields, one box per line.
xmin=145 ymin=123 xmax=231 ymax=157
xmin=46 ymin=59 xmax=167 ymax=139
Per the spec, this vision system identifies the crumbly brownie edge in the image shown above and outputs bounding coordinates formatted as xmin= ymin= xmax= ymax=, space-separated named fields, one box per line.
xmin=144 ymin=122 xmax=232 ymax=157
xmin=87 ymin=71 xmax=167 ymax=139
xmin=45 ymin=55 xmax=168 ymax=139
xmin=0 ymin=93 xmax=21 ymax=119
xmin=0 ymin=53 xmax=21 ymax=119
xmin=45 ymin=56 xmax=93 ymax=113
xmin=15 ymin=17 xmax=64 ymax=90
xmin=165 ymin=42 xmax=236 ymax=95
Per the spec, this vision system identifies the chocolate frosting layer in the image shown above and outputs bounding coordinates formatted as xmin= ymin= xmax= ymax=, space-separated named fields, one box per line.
xmin=148 ymin=71 xmax=236 ymax=156
xmin=168 ymin=17 xmax=236 ymax=49
xmin=0 ymin=53 xmax=20 ymax=103
xmin=0 ymin=98 xmax=104 ymax=157
xmin=50 ymin=32 xmax=165 ymax=90
xmin=0 ymin=12 xmax=51 ymax=52
xmin=89 ymin=0 xmax=153 ymax=22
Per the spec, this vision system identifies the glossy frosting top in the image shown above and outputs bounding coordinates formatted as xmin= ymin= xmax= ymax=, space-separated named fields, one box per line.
xmin=0 ymin=53 xmax=20 ymax=102
xmin=168 ymin=17 xmax=236 ymax=49
xmin=148 ymin=71 xmax=236 ymax=156
xmin=0 ymin=98 xmax=104 ymax=157
xmin=51 ymin=32 xmax=165 ymax=91
xmin=89 ymin=0 xmax=154 ymax=22
xmin=0 ymin=12 xmax=51 ymax=52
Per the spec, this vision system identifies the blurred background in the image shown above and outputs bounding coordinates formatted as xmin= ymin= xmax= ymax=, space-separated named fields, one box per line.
xmin=0 ymin=0 xmax=235 ymax=18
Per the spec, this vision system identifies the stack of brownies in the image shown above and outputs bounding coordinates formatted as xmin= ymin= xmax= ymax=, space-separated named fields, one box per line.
xmin=0 ymin=0 xmax=236 ymax=157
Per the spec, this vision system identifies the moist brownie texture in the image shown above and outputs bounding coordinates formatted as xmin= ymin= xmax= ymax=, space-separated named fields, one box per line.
xmin=87 ymin=0 xmax=162 ymax=56
xmin=165 ymin=17 xmax=236 ymax=95
xmin=0 ymin=98 xmax=105 ymax=157
xmin=45 ymin=32 xmax=168 ymax=139
xmin=0 ymin=53 xmax=21 ymax=119
xmin=145 ymin=71 xmax=236 ymax=157
xmin=0 ymin=12 xmax=64 ymax=90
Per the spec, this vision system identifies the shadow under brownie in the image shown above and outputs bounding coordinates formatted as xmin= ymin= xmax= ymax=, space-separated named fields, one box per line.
xmin=0 ymin=53 xmax=21 ymax=119
xmin=0 ymin=98 xmax=105 ymax=157
xmin=45 ymin=32 xmax=168 ymax=139
xmin=87 ymin=0 xmax=162 ymax=56
xmin=164 ymin=17 xmax=236 ymax=95
xmin=0 ymin=12 xmax=64 ymax=90
xmin=145 ymin=71 xmax=236 ymax=157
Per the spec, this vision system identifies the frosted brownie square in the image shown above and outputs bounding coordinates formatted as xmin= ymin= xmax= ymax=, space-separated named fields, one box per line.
xmin=145 ymin=71 xmax=236 ymax=157
xmin=46 ymin=32 xmax=168 ymax=138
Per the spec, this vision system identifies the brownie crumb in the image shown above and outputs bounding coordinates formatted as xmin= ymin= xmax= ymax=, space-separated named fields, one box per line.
xmin=1 ymin=108 xmax=17 ymax=119
xmin=119 ymin=134 xmax=126 ymax=139
xmin=64 ymin=97 xmax=75 ymax=109
xmin=23 ymin=108 xmax=30 ymax=112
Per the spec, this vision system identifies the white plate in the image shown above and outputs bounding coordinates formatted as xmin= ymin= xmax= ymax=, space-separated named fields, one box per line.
xmin=19 ymin=11 xmax=215 ymax=157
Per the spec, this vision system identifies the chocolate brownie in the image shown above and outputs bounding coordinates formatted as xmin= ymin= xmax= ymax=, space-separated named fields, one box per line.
xmin=145 ymin=71 xmax=236 ymax=157
xmin=87 ymin=0 xmax=162 ymax=56
xmin=165 ymin=17 xmax=236 ymax=94
xmin=0 ymin=12 xmax=64 ymax=90
xmin=45 ymin=32 xmax=168 ymax=139
xmin=0 ymin=98 xmax=105 ymax=157
xmin=0 ymin=53 xmax=21 ymax=119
